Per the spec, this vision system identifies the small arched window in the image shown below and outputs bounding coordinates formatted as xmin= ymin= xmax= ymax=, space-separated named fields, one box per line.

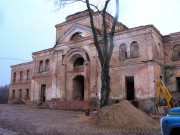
xmin=130 ymin=41 xmax=139 ymax=58
xmin=20 ymin=71 xmax=23 ymax=81
xmin=172 ymin=44 xmax=180 ymax=61
xmin=119 ymin=43 xmax=127 ymax=61
xmin=45 ymin=59 xmax=50 ymax=71
xmin=73 ymin=57 xmax=84 ymax=67
xmin=39 ymin=61 xmax=43 ymax=73
xmin=13 ymin=72 xmax=16 ymax=82
xmin=70 ymin=32 xmax=84 ymax=41
xmin=27 ymin=70 xmax=30 ymax=80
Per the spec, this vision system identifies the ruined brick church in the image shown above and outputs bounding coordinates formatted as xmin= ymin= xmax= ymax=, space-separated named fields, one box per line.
xmin=9 ymin=10 xmax=180 ymax=111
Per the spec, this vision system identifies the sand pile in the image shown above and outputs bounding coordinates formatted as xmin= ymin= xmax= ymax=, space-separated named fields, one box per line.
xmin=92 ymin=100 xmax=159 ymax=129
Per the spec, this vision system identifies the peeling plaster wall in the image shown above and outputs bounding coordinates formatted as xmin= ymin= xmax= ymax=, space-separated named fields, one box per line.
xmin=163 ymin=32 xmax=180 ymax=92
xmin=9 ymin=10 xmax=180 ymax=110
xmin=110 ymin=63 xmax=155 ymax=100
xmin=109 ymin=26 xmax=157 ymax=100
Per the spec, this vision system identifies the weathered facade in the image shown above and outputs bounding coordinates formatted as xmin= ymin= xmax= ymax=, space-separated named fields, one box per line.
xmin=9 ymin=10 xmax=180 ymax=111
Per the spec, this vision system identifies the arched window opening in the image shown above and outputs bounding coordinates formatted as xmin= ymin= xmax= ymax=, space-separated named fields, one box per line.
xmin=119 ymin=43 xmax=127 ymax=61
xmin=27 ymin=70 xmax=30 ymax=80
xmin=39 ymin=61 xmax=43 ymax=73
xmin=130 ymin=41 xmax=139 ymax=58
xmin=13 ymin=72 xmax=16 ymax=82
xmin=45 ymin=59 xmax=50 ymax=71
xmin=70 ymin=32 xmax=84 ymax=41
xmin=73 ymin=57 xmax=84 ymax=67
xmin=20 ymin=71 xmax=23 ymax=81
xmin=172 ymin=44 xmax=180 ymax=61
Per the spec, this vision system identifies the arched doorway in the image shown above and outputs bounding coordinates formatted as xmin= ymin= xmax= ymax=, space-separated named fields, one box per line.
xmin=72 ymin=75 xmax=84 ymax=101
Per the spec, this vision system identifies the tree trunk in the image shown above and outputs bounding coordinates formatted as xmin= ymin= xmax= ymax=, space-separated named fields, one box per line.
xmin=100 ymin=63 xmax=110 ymax=108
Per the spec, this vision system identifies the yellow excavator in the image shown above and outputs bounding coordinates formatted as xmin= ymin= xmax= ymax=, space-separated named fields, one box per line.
xmin=156 ymin=76 xmax=175 ymax=109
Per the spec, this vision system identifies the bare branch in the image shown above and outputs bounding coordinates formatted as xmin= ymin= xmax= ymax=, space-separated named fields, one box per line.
xmin=108 ymin=0 xmax=119 ymax=64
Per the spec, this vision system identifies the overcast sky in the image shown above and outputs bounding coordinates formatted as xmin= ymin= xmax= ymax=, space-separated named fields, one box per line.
xmin=0 ymin=0 xmax=180 ymax=86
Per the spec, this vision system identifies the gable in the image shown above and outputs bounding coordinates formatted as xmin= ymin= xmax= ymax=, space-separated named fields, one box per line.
xmin=57 ymin=24 xmax=92 ymax=44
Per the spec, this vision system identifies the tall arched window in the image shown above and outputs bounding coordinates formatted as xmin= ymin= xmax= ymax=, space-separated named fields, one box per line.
xmin=20 ymin=71 xmax=23 ymax=81
xmin=13 ymin=72 xmax=16 ymax=82
xmin=130 ymin=41 xmax=139 ymax=58
xmin=39 ymin=61 xmax=43 ymax=73
xmin=172 ymin=44 xmax=180 ymax=61
xmin=45 ymin=59 xmax=50 ymax=71
xmin=27 ymin=70 xmax=30 ymax=80
xmin=119 ymin=43 xmax=127 ymax=61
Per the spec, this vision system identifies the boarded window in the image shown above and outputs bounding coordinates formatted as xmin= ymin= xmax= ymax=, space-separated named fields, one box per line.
xmin=20 ymin=71 xmax=23 ymax=81
xmin=172 ymin=45 xmax=180 ymax=61
xmin=119 ymin=43 xmax=127 ymax=60
xmin=45 ymin=59 xmax=50 ymax=71
xmin=130 ymin=41 xmax=139 ymax=58
xmin=39 ymin=61 xmax=43 ymax=73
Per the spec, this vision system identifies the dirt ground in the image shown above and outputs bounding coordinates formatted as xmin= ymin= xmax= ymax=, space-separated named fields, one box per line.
xmin=0 ymin=104 xmax=161 ymax=135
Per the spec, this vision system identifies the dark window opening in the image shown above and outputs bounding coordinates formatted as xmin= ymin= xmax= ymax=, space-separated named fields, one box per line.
xmin=73 ymin=57 xmax=84 ymax=67
xmin=176 ymin=77 xmax=180 ymax=92
xmin=27 ymin=70 xmax=30 ymax=80
xmin=12 ymin=90 xmax=15 ymax=99
xmin=41 ymin=85 xmax=46 ymax=102
xmin=19 ymin=89 xmax=22 ymax=99
xmin=20 ymin=71 xmax=23 ymax=81
xmin=13 ymin=72 xmax=16 ymax=82
xmin=72 ymin=75 xmax=84 ymax=101
xmin=126 ymin=76 xmax=135 ymax=100
xmin=26 ymin=89 xmax=29 ymax=98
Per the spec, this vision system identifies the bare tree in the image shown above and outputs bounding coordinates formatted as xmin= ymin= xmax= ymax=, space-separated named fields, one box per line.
xmin=53 ymin=0 xmax=119 ymax=108
xmin=0 ymin=85 xmax=9 ymax=104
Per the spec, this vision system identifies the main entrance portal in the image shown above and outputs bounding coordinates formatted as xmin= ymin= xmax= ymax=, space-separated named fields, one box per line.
xmin=72 ymin=75 xmax=84 ymax=101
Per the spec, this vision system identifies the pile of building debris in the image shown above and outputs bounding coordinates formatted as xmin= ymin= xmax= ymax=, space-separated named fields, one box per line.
xmin=92 ymin=100 xmax=159 ymax=130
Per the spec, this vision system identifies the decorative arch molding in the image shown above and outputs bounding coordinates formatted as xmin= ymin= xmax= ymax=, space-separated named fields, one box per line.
xmin=61 ymin=48 xmax=90 ymax=101
xmin=62 ymin=48 xmax=90 ymax=65
xmin=57 ymin=24 xmax=92 ymax=44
